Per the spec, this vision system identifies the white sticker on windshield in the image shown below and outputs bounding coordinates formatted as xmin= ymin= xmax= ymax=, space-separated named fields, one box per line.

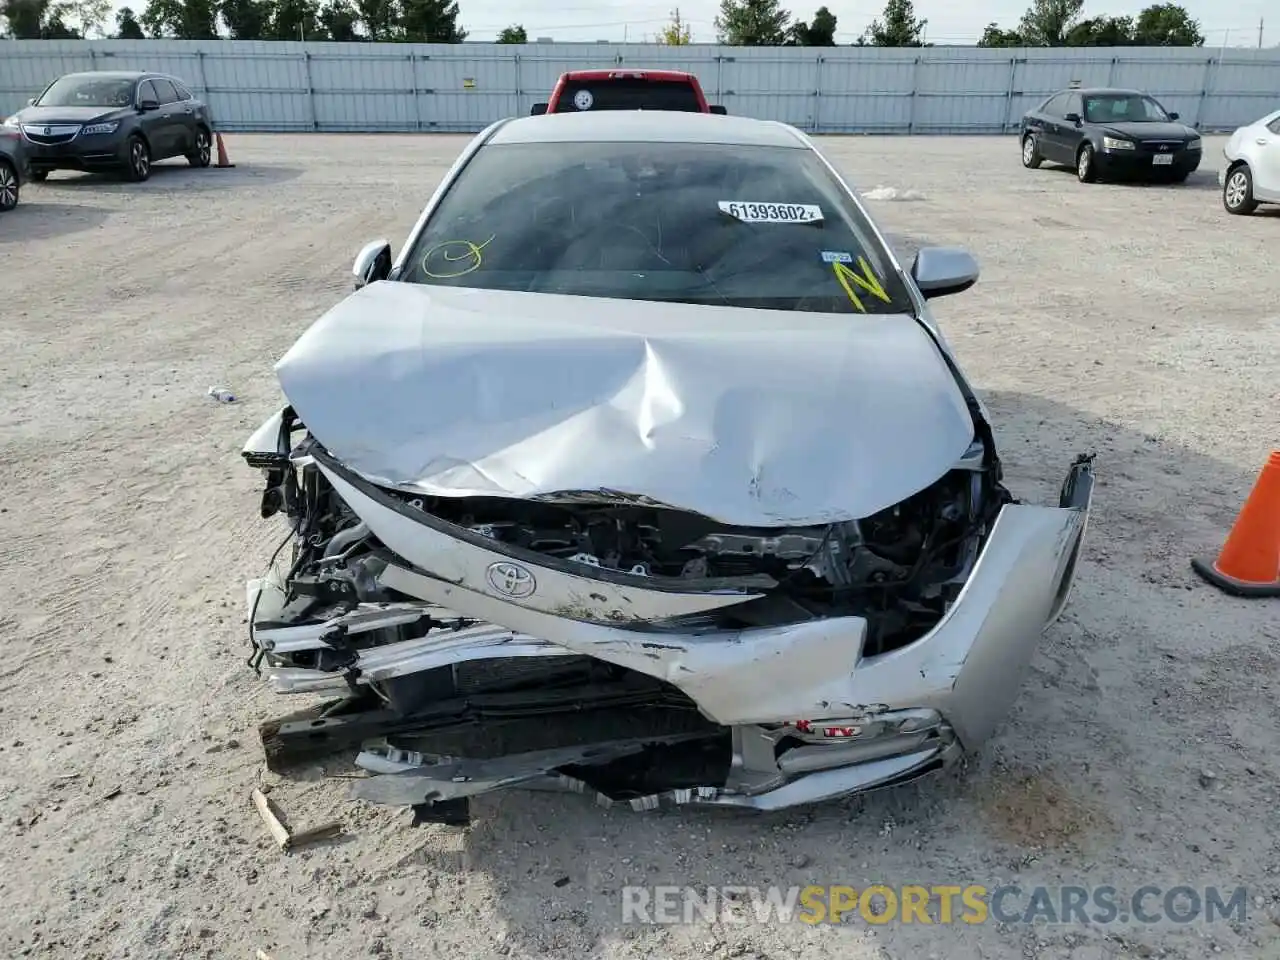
xmin=573 ymin=89 xmax=594 ymax=111
xmin=821 ymin=250 xmax=853 ymax=263
xmin=718 ymin=201 xmax=823 ymax=224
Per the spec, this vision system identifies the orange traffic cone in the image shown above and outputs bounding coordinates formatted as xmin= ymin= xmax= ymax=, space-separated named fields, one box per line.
xmin=214 ymin=132 xmax=236 ymax=169
xmin=1190 ymin=450 xmax=1280 ymax=597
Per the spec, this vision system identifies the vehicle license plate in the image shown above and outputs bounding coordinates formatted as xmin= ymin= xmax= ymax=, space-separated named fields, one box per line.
xmin=1152 ymin=154 xmax=1174 ymax=165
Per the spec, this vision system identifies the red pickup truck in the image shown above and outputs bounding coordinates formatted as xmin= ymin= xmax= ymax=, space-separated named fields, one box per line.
xmin=530 ymin=70 xmax=727 ymax=116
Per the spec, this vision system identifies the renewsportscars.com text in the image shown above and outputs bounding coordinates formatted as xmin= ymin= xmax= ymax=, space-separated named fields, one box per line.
xmin=621 ymin=884 xmax=1248 ymax=927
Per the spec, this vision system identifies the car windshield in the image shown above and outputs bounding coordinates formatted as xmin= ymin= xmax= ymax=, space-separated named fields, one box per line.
xmin=553 ymin=78 xmax=702 ymax=113
xmin=1083 ymin=94 xmax=1170 ymax=123
xmin=36 ymin=76 xmax=135 ymax=108
xmin=399 ymin=140 xmax=913 ymax=316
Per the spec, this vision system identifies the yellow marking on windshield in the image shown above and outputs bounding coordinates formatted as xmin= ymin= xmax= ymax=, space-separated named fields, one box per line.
xmin=421 ymin=234 xmax=495 ymax=279
xmin=832 ymin=261 xmax=866 ymax=313
xmin=831 ymin=257 xmax=892 ymax=312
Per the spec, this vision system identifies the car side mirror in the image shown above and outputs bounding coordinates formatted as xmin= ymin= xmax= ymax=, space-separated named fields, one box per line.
xmin=353 ymin=239 xmax=392 ymax=290
xmin=530 ymin=102 xmax=548 ymax=116
xmin=27 ymin=97 xmax=36 ymax=106
xmin=138 ymin=98 xmax=160 ymax=112
xmin=911 ymin=247 xmax=979 ymax=300
xmin=709 ymin=105 xmax=727 ymax=115
xmin=1063 ymin=112 xmax=1081 ymax=124
xmin=1168 ymin=111 xmax=1179 ymax=120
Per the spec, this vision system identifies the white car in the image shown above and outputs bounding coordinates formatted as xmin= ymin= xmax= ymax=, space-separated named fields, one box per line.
xmin=1220 ymin=107 xmax=1280 ymax=215
xmin=242 ymin=110 xmax=1094 ymax=819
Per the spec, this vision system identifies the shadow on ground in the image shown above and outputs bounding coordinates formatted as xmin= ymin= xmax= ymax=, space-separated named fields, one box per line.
xmin=0 ymin=201 xmax=112 ymax=242
xmin=1039 ymin=160 xmax=1221 ymax=193
xmin=274 ymin=392 xmax=1276 ymax=958
xmin=33 ymin=161 xmax=305 ymax=193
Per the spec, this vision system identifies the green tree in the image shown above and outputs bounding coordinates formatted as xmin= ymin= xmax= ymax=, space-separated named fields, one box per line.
xmin=2 ymin=0 xmax=51 ymax=36
xmin=51 ymin=0 xmax=109 ymax=34
xmin=496 ymin=22 xmax=526 ymax=42
xmin=714 ymin=0 xmax=790 ymax=45
xmin=218 ymin=0 xmax=269 ymax=36
xmin=114 ymin=3 xmax=145 ymax=34
xmin=863 ymin=0 xmax=926 ymax=46
xmin=1066 ymin=14 xmax=1134 ymax=44
xmin=399 ymin=0 xmax=465 ymax=41
xmin=318 ymin=0 xmax=358 ymax=38
xmin=140 ymin=0 xmax=217 ymax=37
xmin=1133 ymin=3 xmax=1203 ymax=45
xmin=977 ymin=22 xmax=1023 ymax=46
xmin=353 ymin=0 xmax=396 ymax=39
xmin=657 ymin=8 xmax=691 ymax=44
xmin=267 ymin=0 xmax=320 ymax=39
xmin=788 ymin=5 xmax=835 ymax=45
xmin=1017 ymin=0 xmax=1083 ymax=46
xmin=1 ymin=0 xmax=113 ymax=36
xmin=40 ymin=6 xmax=79 ymax=33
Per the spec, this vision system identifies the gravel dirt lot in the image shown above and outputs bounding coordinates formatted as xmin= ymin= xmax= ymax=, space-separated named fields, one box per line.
xmin=2 ymin=132 xmax=1278 ymax=960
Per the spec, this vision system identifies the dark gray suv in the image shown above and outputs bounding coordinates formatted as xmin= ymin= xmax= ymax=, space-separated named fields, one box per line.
xmin=1 ymin=70 xmax=215 ymax=183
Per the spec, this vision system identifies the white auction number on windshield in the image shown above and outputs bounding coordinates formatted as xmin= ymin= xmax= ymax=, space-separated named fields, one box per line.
xmin=718 ymin=201 xmax=824 ymax=224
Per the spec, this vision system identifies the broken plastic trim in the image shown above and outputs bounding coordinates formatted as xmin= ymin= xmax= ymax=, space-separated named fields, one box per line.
xmin=308 ymin=443 xmax=774 ymax=597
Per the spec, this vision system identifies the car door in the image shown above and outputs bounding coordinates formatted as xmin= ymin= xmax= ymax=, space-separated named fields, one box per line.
xmin=1253 ymin=114 xmax=1280 ymax=200
xmin=134 ymin=79 xmax=171 ymax=155
xmin=1035 ymin=94 xmax=1069 ymax=162
xmin=149 ymin=78 xmax=189 ymax=158
xmin=1060 ymin=93 xmax=1086 ymax=158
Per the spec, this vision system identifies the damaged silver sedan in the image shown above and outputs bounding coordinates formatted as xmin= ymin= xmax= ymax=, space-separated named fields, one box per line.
xmin=242 ymin=110 xmax=1094 ymax=820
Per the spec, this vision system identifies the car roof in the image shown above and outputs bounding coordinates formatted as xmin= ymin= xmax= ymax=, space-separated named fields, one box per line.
xmin=558 ymin=69 xmax=697 ymax=82
xmin=489 ymin=110 xmax=809 ymax=148
xmin=58 ymin=71 xmax=152 ymax=81
xmin=1055 ymin=87 xmax=1147 ymax=97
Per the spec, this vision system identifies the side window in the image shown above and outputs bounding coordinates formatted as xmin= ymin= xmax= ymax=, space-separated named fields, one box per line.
xmin=1041 ymin=94 xmax=1066 ymax=117
xmin=173 ymin=81 xmax=193 ymax=101
xmin=136 ymin=80 xmax=158 ymax=105
xmin=1268 ymin=116 xmax=1280 ymax=136
xmin=1066 ymin=94 xmax=1082 ymax=118
xmin=151 ymin=78 xmax=178 ymax=104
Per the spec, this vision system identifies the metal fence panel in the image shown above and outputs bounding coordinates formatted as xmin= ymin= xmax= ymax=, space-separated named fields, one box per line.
xmin=2 ymin=40 xmax=1277 ymax=135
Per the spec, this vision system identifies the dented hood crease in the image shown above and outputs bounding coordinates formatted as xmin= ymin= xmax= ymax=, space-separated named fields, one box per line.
xmin=274 ymin=282 xmax=975 ymax=526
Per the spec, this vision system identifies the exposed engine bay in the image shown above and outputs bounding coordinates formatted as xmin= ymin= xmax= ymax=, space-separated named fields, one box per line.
xmin=383 ymin=460 xmax=1009 ymax=654
xmin=253 ymin=408 xmax=1011 ymax=663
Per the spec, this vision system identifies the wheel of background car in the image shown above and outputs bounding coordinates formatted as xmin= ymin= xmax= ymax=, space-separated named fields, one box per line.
xmin=124 ymin=135 xmax=151 ymax=183
xmin=29 ymin=169 xmax=48 ymax=183
xmin=1223 ymin=165 xmax=1257 ymax=215
xmin=1021 ymin=134 xmax=1042 ymax=169
xmin=187 ymin=128 xmax=211 ymax=168
xmin=1076 ymin=144 xmax=1097 ymax=183
xmin=0 ymin=159 xmax=18 ymax=212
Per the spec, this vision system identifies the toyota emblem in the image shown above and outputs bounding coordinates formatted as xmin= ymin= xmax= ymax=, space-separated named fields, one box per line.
xmin=486 ymin=561 xmax=536 ymax=599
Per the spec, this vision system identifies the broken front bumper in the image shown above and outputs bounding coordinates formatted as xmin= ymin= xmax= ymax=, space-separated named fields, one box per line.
xmin=250 ymin=456 xmax=1094 ymax=812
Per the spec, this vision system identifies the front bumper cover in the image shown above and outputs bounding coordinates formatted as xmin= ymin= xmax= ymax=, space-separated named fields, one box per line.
xmin=250 ymin=454 xmax=1094 ymax=812
xmin=24 ymin=134 xmax=129 ymax=172
xmin=1097 ymin=146 xmax=1201 ymax=177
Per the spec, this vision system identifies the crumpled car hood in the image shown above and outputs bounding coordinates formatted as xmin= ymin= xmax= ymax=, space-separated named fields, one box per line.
xmin=274 ymin=282 xmax=975 ymax=526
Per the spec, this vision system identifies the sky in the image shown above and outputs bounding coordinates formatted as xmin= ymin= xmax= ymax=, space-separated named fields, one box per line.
xmin=95 ymin=0 xmax=1277 ymax=46
xmin=441 ymin=0 xmax=1276 ymax=46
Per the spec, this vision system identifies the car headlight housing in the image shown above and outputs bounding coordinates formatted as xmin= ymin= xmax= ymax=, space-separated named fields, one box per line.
xmin=1187 ymin=138 xmax=1202 ymax=150
xmin=82 ymin=121 xmax=119 ymax=136
xmin=1 ymin=115 xmax=18 ymax=128
xmin=1102 ymin=136 xmax=1135 ymax=151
